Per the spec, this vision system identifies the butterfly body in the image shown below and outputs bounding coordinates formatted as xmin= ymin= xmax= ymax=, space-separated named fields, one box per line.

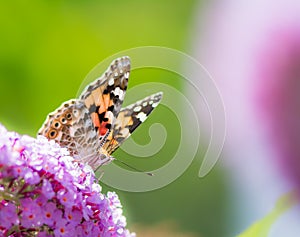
xmin=38 ymin=57 xmax=162 ymax=170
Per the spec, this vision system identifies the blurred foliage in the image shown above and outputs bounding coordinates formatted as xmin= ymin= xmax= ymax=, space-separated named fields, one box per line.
xmin=0 ymin=1 xmax=230 ymax=236
xmin=133 ymin=222 xmax=199 ymax=237
xmin=237 ymin=192 xmax=297 ymax=237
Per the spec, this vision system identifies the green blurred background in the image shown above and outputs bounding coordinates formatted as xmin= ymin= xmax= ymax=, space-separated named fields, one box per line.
xmin=0 ymin=1 xmax=229 ymax=236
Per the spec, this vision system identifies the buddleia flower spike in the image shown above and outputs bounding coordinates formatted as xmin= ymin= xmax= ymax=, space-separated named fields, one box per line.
xmin=0 ymin=124 xmax=135 ymax=236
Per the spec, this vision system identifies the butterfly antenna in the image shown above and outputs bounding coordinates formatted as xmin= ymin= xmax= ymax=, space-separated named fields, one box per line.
xmin=112 ymin=157 xmax=153 ymax=176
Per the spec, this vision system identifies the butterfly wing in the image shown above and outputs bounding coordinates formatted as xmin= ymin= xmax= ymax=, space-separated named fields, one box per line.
xmin=101 ymin=92 xmax=163 ymax=155
xmin=38 ymin=99 xmax=98 ymax=155
xmin=79 ymin=56 xmax=130 ymax=145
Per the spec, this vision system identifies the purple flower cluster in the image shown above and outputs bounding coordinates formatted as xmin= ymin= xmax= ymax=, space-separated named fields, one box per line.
xmin=0 ymin=124 xmax=135 ymax=237
xmin=256 ymin=27 xmax=300 ymax=194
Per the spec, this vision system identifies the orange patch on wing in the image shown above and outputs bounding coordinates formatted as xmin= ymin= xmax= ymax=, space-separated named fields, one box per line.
xmin=99 ymin=122 xmax=109 ymax=136
xmin=103 ymin=94 xmax=111 ymax=111
xmin=84 ymin=94 xmax=94 ymax=108
xmin=110 ymin=139 xmax=118 ymax=146
xmin=91 ymin=112 xmax=100 ymax=128
xmin=96 ymin=94 xmax=110 ymax=115
xmin=91 ymin=88 xmax=105 ymax=112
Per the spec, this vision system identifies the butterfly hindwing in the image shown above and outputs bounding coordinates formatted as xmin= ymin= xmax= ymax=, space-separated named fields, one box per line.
xmin=38 ymin=99 xmax=101 ymax=158
xmin=80 ymin=56 xmax=130 ymax=143
xmin=102 ymin=92 xmax=163 ymax=155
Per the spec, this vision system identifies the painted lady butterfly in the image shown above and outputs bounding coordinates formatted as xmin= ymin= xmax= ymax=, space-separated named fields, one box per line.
xmin=38 ymin=56 xmax=162 ymax=171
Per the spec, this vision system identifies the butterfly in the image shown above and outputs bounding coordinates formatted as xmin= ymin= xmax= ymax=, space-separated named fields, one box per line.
xmin=38 ymin=56 xmax=162 ymax=171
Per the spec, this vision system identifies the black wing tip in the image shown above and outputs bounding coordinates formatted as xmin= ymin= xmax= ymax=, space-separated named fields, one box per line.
xmin=150 ymin=91 xmax=163 ymax=104
xmin=112 ymin=56 xmax=131 ymax=70
xmin=154 ymin=91 xmax=163 ymax=100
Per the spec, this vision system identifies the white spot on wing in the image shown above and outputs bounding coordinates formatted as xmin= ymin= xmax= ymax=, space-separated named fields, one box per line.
xmin=136 ymin=112 xmax=147 ymax=122
xmin=108 ymin=78 xmax=114 ymax=86
xmin=114 ymin=87 xmax=120 ymax=95
xmin=133 ymin=106 xmax=142 ymax=112
xmin=152 ymin=102 xmax=159 ymax=107
xmin=112 ymin=87 xmax=124 ymax=99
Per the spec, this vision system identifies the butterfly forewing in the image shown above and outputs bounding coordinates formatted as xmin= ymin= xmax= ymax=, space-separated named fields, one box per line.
xmin=102 ymin=92 xmax=163 ymax=155
xmin=79 ymin=57 xmax=130 ymax=143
